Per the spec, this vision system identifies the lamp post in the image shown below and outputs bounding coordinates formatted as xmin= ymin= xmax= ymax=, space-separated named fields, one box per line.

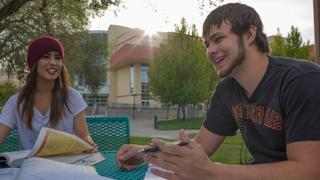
xmin=132 ymin=93 xmax=138 ymax=120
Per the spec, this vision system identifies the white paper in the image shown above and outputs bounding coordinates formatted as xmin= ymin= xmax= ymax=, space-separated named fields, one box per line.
xmin=144 ymin=164 xmax=174 ymax=180
xmin=0 ymin=168 xmax=19 ymax=180
xmin=16 ymin=157 xmax=113 ymax=180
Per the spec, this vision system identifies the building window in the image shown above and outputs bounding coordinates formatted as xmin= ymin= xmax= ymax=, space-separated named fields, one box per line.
xmin=141 ymin=64 xmax=149 ymax=106
xmin=83 ymin=94 xmax=107 ymax=106
xmin=142 ymin=101 xmax=150 ymax=106
xmin=130 ymin=64 xmax=135 ymax=94
xmin=141 ymin=64 xmax=148 ymax=83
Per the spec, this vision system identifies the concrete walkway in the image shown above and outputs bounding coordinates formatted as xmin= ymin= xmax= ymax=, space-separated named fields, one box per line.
xmin=129 ymin=118 xmax=199 ymax=139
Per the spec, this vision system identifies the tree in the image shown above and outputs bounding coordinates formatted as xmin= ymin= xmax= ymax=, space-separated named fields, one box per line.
xmin=0 ymin=0 xmax=221 ymax=80
xmin=0 ymin=81 xmax=18 ymax=108
xmin=286 ymin=26 xmax=311 ymax=59
xmin=271 ymin=26 xmax=311 ymax=60
xmin=0 ymin=0 xmax=121 ymax=80
xmin=67 ymin=31 xmax=108 ymax=95
xmin=0 ymin=0 xmax=33 ymax=24
xmin=148 ymin=18 xmax=218 ymax=120
xmin=270 ymin=28 xmax=286 ymax=57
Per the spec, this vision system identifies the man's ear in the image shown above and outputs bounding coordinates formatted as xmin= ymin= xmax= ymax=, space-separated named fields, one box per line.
xmin=244 ymin=25 xmax=257 ymax=45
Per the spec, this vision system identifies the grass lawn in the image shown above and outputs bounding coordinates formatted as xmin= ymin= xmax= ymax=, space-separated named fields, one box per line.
xmin=210 ymin=133 xmax=252 ymax=164
xmin=155 ymin=117 xmax=203 ymax=130
xmin=130 ymin=132 xmax=251 ymax=164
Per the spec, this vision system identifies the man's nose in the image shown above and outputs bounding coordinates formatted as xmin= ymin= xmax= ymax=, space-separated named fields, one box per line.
xmin=207 ymin=43 xmax=218 ymax=57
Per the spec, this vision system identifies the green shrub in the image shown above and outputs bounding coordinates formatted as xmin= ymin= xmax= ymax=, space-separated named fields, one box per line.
xmin=0 ymin=82 xmax=18 ymax=108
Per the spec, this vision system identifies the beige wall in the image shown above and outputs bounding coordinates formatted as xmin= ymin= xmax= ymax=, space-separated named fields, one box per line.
xmin=115 ymin=66 xmax=131 ymax=104
xmin=107 ymin=69 xmax=117 ymax=102
xmin=108 ymin=25 xmax=132 ymax=54
xmin=107 ymin=25 xmax=167 ymax=107
xmin=108 ymin=62 xmax=161 ymax=107
xmin=108 ymin=24 xmax=167 ymax=51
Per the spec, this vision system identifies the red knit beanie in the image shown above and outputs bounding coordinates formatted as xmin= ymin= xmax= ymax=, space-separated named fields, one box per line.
xmin=27 ymin=36 xmax=64 ymax=69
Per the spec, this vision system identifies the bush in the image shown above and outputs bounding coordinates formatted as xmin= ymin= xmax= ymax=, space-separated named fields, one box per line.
xmin=0 ymin=82 xmax=18 ymax=108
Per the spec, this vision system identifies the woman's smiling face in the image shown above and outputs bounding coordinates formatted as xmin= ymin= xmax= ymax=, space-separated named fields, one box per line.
xmin=36 ymin=51 xmax=63 ymax=81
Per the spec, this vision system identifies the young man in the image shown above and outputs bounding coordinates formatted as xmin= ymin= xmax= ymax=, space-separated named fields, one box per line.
xmin=116 ymin=3 xmax=320 ymax=179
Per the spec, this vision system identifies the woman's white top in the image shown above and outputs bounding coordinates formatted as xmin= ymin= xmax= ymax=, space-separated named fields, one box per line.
xmin=0 ymin=88 xmax=87 ymax=150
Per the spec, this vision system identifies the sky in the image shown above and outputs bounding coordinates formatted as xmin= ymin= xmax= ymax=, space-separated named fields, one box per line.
xmin=89 ymin=0 xmax=315 ymax=44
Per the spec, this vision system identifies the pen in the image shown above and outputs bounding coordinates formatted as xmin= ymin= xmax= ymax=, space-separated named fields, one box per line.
xmin=138 ymin=141 xmax=189 ymax=153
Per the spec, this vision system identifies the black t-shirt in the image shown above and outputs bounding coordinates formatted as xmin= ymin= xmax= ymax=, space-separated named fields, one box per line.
xmin=204 ymin=56 xmax=320 ymax=163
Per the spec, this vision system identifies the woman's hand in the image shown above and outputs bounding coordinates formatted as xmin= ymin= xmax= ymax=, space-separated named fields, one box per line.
xmin=82 ymin=135 xmax=97 ymax=153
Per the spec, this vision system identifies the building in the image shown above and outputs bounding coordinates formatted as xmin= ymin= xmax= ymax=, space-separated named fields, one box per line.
xmin=107 ymin=25 xmax=168 ymax=107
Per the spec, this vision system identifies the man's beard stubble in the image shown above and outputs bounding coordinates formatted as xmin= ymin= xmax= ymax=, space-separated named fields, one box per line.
xmin=219 ymin=37 xmax=246 ymax=78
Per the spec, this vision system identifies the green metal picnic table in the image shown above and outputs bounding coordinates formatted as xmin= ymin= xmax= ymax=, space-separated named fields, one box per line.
xmin=0 ymin=116 xmax=149 ymax=179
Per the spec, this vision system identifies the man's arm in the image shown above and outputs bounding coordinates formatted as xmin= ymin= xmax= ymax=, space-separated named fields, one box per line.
xmin=194 ymin=126 xmax=225 ymax=155
xmin=145 ymin=132 xmax=320 ymax=180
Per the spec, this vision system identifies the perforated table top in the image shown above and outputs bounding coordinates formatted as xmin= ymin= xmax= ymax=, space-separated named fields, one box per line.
xmin=95 ymin=151 xmax=148 ymax=180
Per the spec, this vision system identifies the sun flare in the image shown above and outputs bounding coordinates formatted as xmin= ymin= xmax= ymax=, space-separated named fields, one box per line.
xmin=144 ymin=27 xmax=158 ymax=36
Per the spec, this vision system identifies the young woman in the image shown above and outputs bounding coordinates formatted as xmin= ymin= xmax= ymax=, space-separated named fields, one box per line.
xmin=0 ymin=36 xmax=95 ymax=150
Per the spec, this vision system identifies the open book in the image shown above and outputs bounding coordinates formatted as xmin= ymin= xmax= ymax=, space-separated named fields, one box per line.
xmin=0 ymin=127 xmax=105 ymax=167
xmin=0 ymin=157 xmax=112 ymax=180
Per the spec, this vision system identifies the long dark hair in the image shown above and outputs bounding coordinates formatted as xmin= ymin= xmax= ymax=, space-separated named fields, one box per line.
xmin=202 ymin=3 xmax=269 ymax=53
xmin=17 ymin=64 xmax=71 ymax=129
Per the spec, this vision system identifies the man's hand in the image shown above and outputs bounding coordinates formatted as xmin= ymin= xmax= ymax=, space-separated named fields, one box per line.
xmin=116 ymin=144 xmax=145 ymax=170
xmin=144 ymin=129 xmax=214 ymax=179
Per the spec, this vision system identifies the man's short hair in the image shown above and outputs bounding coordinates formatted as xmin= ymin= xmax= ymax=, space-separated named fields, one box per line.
xmin=202 ymin=3 xmax=269 ymax=53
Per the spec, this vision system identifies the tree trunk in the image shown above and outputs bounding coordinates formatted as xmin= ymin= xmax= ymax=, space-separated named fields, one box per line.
xmin=6 ymin=71 xmax=10 ymax=95
xmin=166 ymin=105 xmax=170 ymax=120
xmin=40 ymin=0 xmax=52 ymax=35
xmin=177 ymin=105 xmax=180 ymax=120
xmin=181 ymin=105 xmax=186 ymax=121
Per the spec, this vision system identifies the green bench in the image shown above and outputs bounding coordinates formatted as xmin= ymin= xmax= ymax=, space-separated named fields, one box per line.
xmin=86 ymin=116 xmax=130 ymax=151
xmin=0 ymin=116 xmax=130 ymax=152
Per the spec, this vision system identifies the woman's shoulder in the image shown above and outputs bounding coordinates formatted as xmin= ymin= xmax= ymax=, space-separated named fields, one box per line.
xmin=68 ymin=87 xmax=81 ymax=95
xmin=68 ymin=87 xmax=84 ymax=100
xmin=7 ymin=93 xmax=19 ymax=103
xmin=66 ymin=87 xmax=87 ymax=111
xmin=2 ymin=93 xmax=19 ymax=108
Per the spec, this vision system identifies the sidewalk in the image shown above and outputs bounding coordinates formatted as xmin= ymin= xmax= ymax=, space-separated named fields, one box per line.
xmin=129 ymin=118 xmax=199 ymax=139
